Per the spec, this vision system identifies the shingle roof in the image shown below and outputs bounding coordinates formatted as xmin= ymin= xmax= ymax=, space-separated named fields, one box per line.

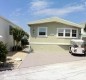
xmin=28 ymin=17 xmax=83 ymax=28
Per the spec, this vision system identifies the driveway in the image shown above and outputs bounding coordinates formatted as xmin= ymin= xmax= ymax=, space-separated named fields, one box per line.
xmin=19 ymin=51 xmax=86 ymax=68
xmin=1 ymin=60 xmax=86 ymax=80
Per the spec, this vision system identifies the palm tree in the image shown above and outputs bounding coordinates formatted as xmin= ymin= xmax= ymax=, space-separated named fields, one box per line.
xmin=0 ymin=41 xmax=8 ymax=66
xmin=16 ymin=29 xmax=25 ymax=45
xmin=10 ymin=27 xmax=29 ymax=51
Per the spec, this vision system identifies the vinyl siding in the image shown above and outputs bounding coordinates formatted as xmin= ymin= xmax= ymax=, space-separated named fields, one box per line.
xmin=0 ymin=17 xmax=15 ymax=50
xmin=30 ymin=44 xmax=69 ymax=53
xmin=30 ymin=22 xmax=81 ymax=44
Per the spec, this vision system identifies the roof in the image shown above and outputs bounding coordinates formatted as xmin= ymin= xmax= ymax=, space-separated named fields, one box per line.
xmin=28 ymin=17 xmax=83 ymax=28
xmin=79 ymin=23 xmax=86 ymax=28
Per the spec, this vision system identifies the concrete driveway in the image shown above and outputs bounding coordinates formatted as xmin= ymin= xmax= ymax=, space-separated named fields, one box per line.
xmin=19 ymin=51 xmax=86 ymax=68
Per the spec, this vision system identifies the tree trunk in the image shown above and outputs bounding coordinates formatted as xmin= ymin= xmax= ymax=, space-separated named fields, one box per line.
xmin=16 ymin=41 xmax=19 ymax=51
xmin=13 ymin=40 xmax=16 ymax=51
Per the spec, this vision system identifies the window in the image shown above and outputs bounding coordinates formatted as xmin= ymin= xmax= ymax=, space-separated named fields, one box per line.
xmin=72 ymin=29 xmax=77 ymax=37
xmin=38 ymin=27 xmax=47 ymax=37
xmin=57 ymin=28 xmax=77 ymax=38
xmin=58 ymin=29 xmax=64 ymax=36
xmin=65 ymin=29 xmax=70 ymax=37
xmin=9 ymin=25 xmax=13 ymax=35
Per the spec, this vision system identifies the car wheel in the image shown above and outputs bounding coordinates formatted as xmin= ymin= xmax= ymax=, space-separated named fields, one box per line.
xmin=70 ymin=52 xmax=73 ymax=55
xmin=69 ymin=50 xmax=73 ymax=55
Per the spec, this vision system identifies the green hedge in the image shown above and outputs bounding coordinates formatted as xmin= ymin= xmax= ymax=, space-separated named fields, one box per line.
xmin=0 ymin=41 xmax=8 ymax=63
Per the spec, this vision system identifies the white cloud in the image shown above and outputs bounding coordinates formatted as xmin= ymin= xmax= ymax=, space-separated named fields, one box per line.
xmin=30 ymin=0 xmax=51 ymax=11
xmin=29 ymin=0 xmax=86 ymax=17
xmin=10 ymin=8 xmax=24 ymax=17
xmin=10 ymin=0 xmax=86 ymax=18
xmin=34 ymin=5 xmax=85 ymax=16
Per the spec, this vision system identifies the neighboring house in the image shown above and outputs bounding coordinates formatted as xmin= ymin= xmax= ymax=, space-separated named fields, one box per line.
xmin=28 ymin=17 xmax=84 ymax=53
xmin=0 ymin=16 xmax=20 ymax=51
xmin=81 ymin=23 xmax=86 ymax=40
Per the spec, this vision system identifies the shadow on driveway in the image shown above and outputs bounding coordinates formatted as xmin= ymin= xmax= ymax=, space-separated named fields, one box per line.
xmin=0 ymin=62 xmax=14 ymax=72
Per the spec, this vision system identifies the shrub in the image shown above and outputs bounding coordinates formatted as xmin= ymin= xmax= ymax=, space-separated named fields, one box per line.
xmin=21 ymin=38 xmax=29 ymax=47
xmin=12 ymin=46 xmax=22 ymax=51
xmin=0 ymin=41 xmax=8 ymax=63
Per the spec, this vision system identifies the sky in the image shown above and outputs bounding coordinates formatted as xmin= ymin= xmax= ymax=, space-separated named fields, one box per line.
xmin=0 ymin=0 xmax=86 ymax=33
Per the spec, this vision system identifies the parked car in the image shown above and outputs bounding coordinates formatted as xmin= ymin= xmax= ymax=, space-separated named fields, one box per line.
xmin=69 ymin=39 xmax=86 ymax=55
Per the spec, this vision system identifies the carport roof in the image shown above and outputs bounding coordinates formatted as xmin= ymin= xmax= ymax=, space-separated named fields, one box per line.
xmin=28 ymin=17 xmax=83 ymax=28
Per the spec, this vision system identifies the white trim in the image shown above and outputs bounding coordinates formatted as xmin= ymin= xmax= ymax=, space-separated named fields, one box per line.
xmin=30 ymin=42 xmax=70 ymax=45
xmin=37 ymin=27 xmax=48 ymax=37
xmin=70 ymin=29 xmax=72 ymax=38
xmin=57 ymin=28 xmax=78 ymax=38
xmin=63 ymin=29 xmax=65 ymax=37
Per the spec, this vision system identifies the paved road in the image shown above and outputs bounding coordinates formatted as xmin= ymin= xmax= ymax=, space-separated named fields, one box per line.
xmin=19 ymin=52 xmax=86 ymax=68
xmin=1 ymin=60 xmax=86 ymax=80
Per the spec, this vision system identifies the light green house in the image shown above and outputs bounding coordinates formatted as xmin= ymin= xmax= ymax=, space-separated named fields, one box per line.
xmin=28 ymin=17 xmax=83 ymax=53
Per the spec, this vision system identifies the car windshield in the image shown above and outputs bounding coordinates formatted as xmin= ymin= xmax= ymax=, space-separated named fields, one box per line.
xmin=71 ymin=42 xmax=84 ymax=48
xmin=72 ymin=42 xmax=86 ymax=48
xmin=76 ymin=42 xmax=83 ymax=46
xmin=73 ymin=44 xmax=78 ymax=48
xmin=71 ymin=40 xmax=86 ymax=48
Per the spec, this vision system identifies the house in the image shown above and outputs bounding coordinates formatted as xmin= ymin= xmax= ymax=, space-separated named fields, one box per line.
xmin=81 ymin=23 xmax=86 ymax=40
xmin=28 ymin=17 xmax=84 ymax=53
xmin=0 ymin=16 xmax=21 ymax=51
